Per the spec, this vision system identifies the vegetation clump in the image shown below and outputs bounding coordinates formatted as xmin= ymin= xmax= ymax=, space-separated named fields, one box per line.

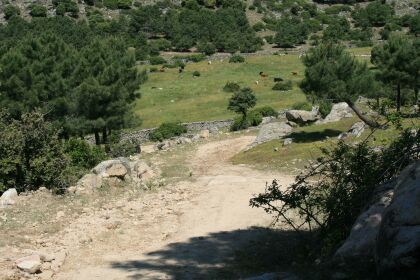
xmin=292 ymin=102 xmax=312 ymax=111
xmin=272 ymin=80 xmax=293 ymax=91
xmin=223 ymin=82 xmax=241 ymax=93
xmin=149 ymin=122 xmax=187 ymax=142
xmin=229 ymin=54 xmax=245 ymax=63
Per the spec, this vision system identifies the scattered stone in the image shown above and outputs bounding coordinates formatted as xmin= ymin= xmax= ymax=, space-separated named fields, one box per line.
xmin=254 ymin=122 xmax=293 ymax=145
xmin=199 ymin=129 xmax=210 ymax=139
xmin=132 ymin=161 xmax=155 ymax=182
xmin=0 ymin=188 xmax=18 ymax=207
xmin=209 ymin=127 xmax=219 ymax=134
xmin=176 ymin=137 xmax=192 ymax=145
xmin=105 ymin=220 xmax=122 ymax=230
xmin=92 ymin=158 xmax=131 ymax=178
xmin=348 ymin=122 xmax=366 ymax=137
xmin=15 ymin=255 xmax=42 ymax=274
xmin=56 ymin=211 xmax=65 ymax=220
xmin=338 ymin=133 xmax=348 ymax=140
xmin=376 ymin=162 xmax=420 ymax=276
xmin=285 ymin=108 xmax=320 ymax=126
xmin=155 ymin=140 xmax=171 ymax=151
xmin=274 ymin=147 xmax=279 ymax=152
xmin=283 ymin=138 xmax=293 ymax=146
xmin=39 ymin=270 xmax=54 ymax=280
xmin=260 ymin=116 xmax=276 ymax=125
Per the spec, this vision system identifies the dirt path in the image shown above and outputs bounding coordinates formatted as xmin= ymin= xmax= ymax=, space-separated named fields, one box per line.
xmin=54 ymin=136 xmax=294 ymax=280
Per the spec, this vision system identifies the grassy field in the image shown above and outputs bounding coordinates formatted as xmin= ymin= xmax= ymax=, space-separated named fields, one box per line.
xmin=135 ymin=55 xmax=307 ymax=128
xmin=134 ymin=48 xmax=372 ymax=128
xmin=231 ymin=117 xmax=420 ymax=173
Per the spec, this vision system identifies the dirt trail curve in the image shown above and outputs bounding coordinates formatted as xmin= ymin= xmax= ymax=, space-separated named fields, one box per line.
xmin=55 ymin=136 xmax=294 ymax=280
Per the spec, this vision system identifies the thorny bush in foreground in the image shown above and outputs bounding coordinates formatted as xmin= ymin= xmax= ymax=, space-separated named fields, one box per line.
xmin=250 ymin=128 xmax=420 ymax=255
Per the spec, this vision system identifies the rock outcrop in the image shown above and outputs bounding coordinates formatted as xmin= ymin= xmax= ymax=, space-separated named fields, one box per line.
xmin=335 ymin=161 xmax=420 ymax=277
xmin=68 ymin=157 xmax=156 ymax=194
xmin=285 ymin=108 xmax=320 ymax=126
xmin=335 ymin=181 xmax=395 ymax=260
xmin=320 ymin=102 xmax=353 ymax=124
xmin=254 ymin=122 xmax=292 ymax=145
xmin=376 ymin=161 xmax=420 ymax=276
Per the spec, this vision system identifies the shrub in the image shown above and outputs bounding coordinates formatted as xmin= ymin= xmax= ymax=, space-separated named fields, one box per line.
xmin=197 ymin=42 xmax=216 ymax=55
xmin=149 ymin=122 xmax=187 ymax=142
xmin=223 ymin=82 xmax=241 ymax=93
xmin=230 ymin=111 xmax=263 ymax=131
xmin=149 ymin=56 xmax=167 ymax=65
xmin=64 ymin=138 xmax=107 ymax=169
xmin=253 ymin=22 xmax=265 ymax=32
xmin=264 ymin=35 xmax=274 ymax=44
xmin=292 ymin=102 xmax=312 ymax=111
xmin=251 ymin=129 xmax=420 ymax=255
xmin=163 ymin=63 xmax=177 ymax=69
xmin=253 ymin=106 xmax=278 ymax=118
xmin=229 ymin=54 xmax=245 ymax=63
xmin=174 ymin=60 xmax=186 ymax=68
xmin=193 ymin=71 xmax=201 ymax=77
xmin=0 ymin=111 xmax=68 ymax=194
xmin=149 ymin=67 xmax=158 ymax=72
xmin=272 ymin=80 xmax=293 ymax=91
xmin=103 ymin=0 xmax=130 ymax=9
xmin=4 ymin=5 xmax=20 ymax=20
xmin=318 ymin=101 xmax=332 ymax=119
xmin=30 ymin=4 xmax=47 ymax=17
xmin=107 ymin=140 xmax=141 ymax=157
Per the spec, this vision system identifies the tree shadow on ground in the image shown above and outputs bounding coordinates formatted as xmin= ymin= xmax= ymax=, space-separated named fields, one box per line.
xmin=110 ymin=227 xmax=312 ymax=280
xmin=288 ymin=129 xmax=343 ymax=143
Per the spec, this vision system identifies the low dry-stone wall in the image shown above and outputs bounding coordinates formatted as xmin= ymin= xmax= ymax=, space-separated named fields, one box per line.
xmin=87 ymin=119 xmax=234 ymax=144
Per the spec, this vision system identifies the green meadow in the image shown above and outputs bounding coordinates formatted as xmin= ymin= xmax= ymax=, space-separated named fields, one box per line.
xmin=135 ymin=54 xmax=306 ymax=128
xmin=135 ymin=48 xmax=372 ymax=128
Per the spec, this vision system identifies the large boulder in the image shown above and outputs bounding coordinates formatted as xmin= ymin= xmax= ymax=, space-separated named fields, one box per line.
xmin=0 ymin=188 xmax=18 ymax=207
xmin=375 ymin=161 xmax=420 ymax=277
xmin=320 ymin=103 xmax=353 ymax=124
xmin=92 ymin=158 xmax=131 ymax=178
xmin=286 ymin=108 xmax=320 ymax=126
xmin=335 ymin=181 xmax=395 ymax=261
xmin=254 ymin=122 xmax=292 ymax=145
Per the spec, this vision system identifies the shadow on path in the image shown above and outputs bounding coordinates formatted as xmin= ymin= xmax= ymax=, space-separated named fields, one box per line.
xmin=110 ymin=227 xmax=305 ymax=279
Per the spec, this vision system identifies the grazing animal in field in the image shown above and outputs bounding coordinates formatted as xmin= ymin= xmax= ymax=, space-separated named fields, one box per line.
xmin=255 ymin=80 xmax=259 ymax=85
xmin=208 ymin=61 xmax=212 ymax=65
xmin=274 ymin=77 xmax=284 ymax=82
xmin=292 ymin=71 xmax=298 ymax=76
xmin=259 ymin=71 xmax=268 ymax=78
xmin=159 ymin=67 xmax=165 ymax=73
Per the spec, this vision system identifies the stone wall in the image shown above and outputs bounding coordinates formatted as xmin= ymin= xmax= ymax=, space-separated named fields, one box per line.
xmin=86 ymin=119 xmax=234 ymax=144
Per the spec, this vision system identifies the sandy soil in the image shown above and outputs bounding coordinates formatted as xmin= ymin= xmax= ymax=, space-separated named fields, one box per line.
xmin=52 ymin=136 xmax=294 ymax=280
xmin=1 ymin=135 xmax=294 ymax=280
